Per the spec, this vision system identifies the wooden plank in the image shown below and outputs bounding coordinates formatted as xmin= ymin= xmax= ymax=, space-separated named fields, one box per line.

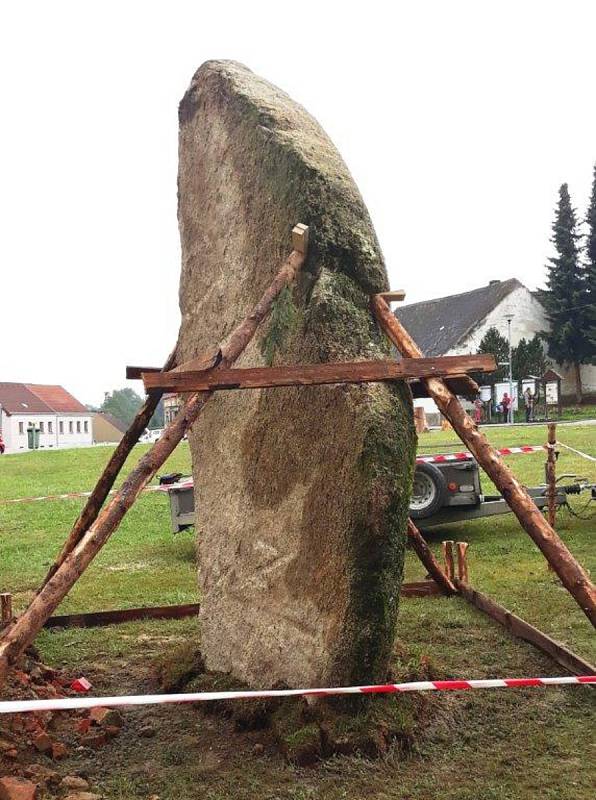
xmin=457 ymin=581 xmax=596 ymax=677
xmin=371 ymin=293 xmax=596 ymax=629
xmin=126 ymin=366 xmax=162 ymax=380
xmin=378 ymin=290 xmax=406 ymax=303
xmin=43 ymin=586 xmax=437 ymax=629
xmin=44 ymin=603 xmax=201 ymax=629
xmin=142 ymin=355 xmax=496 ymax=393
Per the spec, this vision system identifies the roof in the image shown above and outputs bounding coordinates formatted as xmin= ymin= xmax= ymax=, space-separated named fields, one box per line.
xmin=25 ymin=384 xmax=88 ymax=414
xmin=395 ymin=279 xmax=523 ymax=356
xmin=0 ymin=382 xmax=88 ymax=416
xmin=93 ymin=412 xmax=129 ymax=434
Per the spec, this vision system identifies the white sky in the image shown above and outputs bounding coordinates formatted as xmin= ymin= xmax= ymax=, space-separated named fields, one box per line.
xmin=2 ymin=1 xmax=595 ymax=406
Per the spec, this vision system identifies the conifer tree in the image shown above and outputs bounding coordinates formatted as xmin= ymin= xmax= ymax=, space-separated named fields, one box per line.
xmin=585 ymin=164 xmax=596 ymax=357
xmin=540 ymin=184 xmax=590 ymax=402
xmin=476 ymin=326 xmax=509 ymax=385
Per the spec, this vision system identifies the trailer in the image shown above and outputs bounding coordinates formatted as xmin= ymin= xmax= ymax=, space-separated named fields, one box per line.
xmin=159 ymin=457 xmax=594 ymax=533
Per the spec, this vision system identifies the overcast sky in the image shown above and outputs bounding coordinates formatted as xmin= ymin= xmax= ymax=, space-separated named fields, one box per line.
xmin=2 ymin=1 xmax=595 ymax=406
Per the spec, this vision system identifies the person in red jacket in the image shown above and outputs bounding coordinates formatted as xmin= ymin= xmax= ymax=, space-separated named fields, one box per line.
xmin=0 ymin=434 xmax=5 ymax=454
xmin=501 ymin=392 xmax=512 ymax=423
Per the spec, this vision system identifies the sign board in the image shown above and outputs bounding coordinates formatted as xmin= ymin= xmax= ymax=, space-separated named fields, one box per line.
xmin=479 ymin=385 xmax=492 ymax=402
xmin=494 ymin=381 xmax=518 ymax=411
xmin=545 ymin=381 xmax=559 ymax=405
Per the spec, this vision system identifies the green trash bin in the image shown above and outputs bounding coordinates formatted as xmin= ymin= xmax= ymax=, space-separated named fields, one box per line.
xmin=27 ymin=425 xmax=40 ymax=450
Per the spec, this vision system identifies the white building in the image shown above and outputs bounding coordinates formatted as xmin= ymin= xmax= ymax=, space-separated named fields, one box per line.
xmin=0 ymin=382 xmax=92 ymax=454
xmin=397 ymin=278 xmax=596 ymax=418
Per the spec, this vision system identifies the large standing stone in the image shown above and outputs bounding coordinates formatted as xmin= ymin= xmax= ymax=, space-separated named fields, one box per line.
xmin=176 ymin=61 xmax=416 ymax=689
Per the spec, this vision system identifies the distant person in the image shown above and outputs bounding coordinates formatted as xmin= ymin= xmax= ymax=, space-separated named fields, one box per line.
xmin=523 ymin=387 xmax=535 ymax=423
xmin=501 ymin=392 xmax=512 ymax=423
xmin=0 ymin=434 xmax=4 ymax=454
xmin=473 ymin=397 xmax=484 ymax=424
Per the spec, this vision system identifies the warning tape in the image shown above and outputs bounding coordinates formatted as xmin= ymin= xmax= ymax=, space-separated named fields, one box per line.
xmin=0 ymin=445 xmax=558 ymax=505
xmin=1 ymin=675 xmax=593 ymax=714
xmin=415 ymin=445 xmax=545 ymax=465
xmin=0 ymin=485 xmax=165 ymax=506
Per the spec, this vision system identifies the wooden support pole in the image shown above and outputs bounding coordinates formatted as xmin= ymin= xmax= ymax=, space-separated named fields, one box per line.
xmin=457 ymin=582 xmax=596 ymax=677
xmin=142 ymin=354 xmax=496 ymax=394
xmin=0 ymin=227 xmax=309 ymax=683
xmin=40 ymin=348 xmax=177 ymax=590
xmin=406 ymin=520 xmax=457 ymax=595
xmin=442 ymin=540 xmax=455 ymax=581
xmin=546 ymin=423 xmax=557 ymax=529
xmin=371 ymin=293 xmax=596 ymax=628
xmin=1 ymin=594 xmax=12 ymax=625
xmin=456 ymin=542 xmax=469 ymax=584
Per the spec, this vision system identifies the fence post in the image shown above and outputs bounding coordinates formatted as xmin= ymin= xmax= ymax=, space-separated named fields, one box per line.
xmin=456 ymin=542 xmax=469 ymax=584
xmin=1 ymin=594 xmax=13 ymax=625
xmin=442 ymin=541 xmax=455 ymax=581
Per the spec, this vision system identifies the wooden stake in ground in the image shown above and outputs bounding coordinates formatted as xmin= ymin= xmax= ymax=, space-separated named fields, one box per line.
xmin=0 ymin=226 xmax=309 ymax=683
xmin=372 ymin=294 xmax=596 ymax=628
xmin=406 ymin=520 xmax=456 ymax=595
xmin=0 ymin=594 xmax=12 ymax=626
xmin=40 ymin=348 xmax=177 ymax=589
xmin=442 ymin=541 xmax=455 ymax=582
xmin=456 ymin=542 xmax=469 ymax=584
xmin=546 ymin=423 xmax=557 ymax=529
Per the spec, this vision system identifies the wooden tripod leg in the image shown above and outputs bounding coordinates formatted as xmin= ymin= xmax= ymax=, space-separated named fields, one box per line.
xmin=0 ymin=231 xmax=308 ymax=683
xmin=407 ymin=520 xmax=457 ymax=595
xmin=372 ymin=294 xmax=596 ymax=628
xmin=39 ymin=349 xmax=177 ymax=590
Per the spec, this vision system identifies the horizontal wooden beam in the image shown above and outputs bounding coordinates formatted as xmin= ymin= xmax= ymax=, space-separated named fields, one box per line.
xmin=142 ymin=355 xmax=496 ymax=394
xmin=43 ymin=581 xmax=437 ymax=630
xmin=44 ymin=603 xmax=202 ymax=629
xmin=457 ymin=581 xmax=595 ymax=676
xmin=126 ymin=365 xmax=162 ymax=380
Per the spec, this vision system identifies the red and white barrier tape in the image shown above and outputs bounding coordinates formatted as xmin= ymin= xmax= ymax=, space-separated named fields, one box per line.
xmin=0 ymin=485 xmax=167 ymax=506
xmin=415 ymin=445 xmax=545 ymax=465
xmin=0 ymin=446 xmax=555 ymax=504
xmin=1 ymin=675 xmax=593 ymax=714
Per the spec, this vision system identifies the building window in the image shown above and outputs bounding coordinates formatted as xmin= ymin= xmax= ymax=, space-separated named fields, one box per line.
xmin=19 ymin=422 xmax=24 ymax=434
xmin=69 ymin=421 xmax=73 ymax=434
xmin=59 ymin=421 xmax=64 ymax=434
xmin=76 ymin=421 xmax=81 ymax=433
xmin=39 ymin=422 xmax=44 ymax=433
xmin=84 ymin=420 xmax=88 ymax=433
xmin=48 ymin=421 xmax=53 ymax=434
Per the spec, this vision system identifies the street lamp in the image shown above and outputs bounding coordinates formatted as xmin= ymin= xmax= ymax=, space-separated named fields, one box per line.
xmin=505 ymin=315 xmax=514 ymax=424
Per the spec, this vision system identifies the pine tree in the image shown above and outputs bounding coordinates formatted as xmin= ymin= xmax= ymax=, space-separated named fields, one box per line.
xmin=585 ymin=164 xmax=596 ymax=358
xmin=512 ymin=335 xmax=548 ymax=387
xmin=539 ymin=184 xmax=590 ymax=402
xmin=476 ymin=327 xmax=509 ymax=385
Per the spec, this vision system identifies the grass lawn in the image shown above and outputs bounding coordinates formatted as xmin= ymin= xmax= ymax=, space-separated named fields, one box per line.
xmin=0 ymin=425 xmax=594 ymax=799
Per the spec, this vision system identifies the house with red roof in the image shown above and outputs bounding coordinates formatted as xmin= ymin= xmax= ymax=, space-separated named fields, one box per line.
xmin=0 ymin=383 xmax=92 ymax=454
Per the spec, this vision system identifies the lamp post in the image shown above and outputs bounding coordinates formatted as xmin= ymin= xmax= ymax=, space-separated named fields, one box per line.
xmin=505 ymin=315 xmax=514 ymax=424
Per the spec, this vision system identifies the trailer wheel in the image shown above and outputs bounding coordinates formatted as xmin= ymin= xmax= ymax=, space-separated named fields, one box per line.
xmin=410 ymin=463 xmax=447 ymax=519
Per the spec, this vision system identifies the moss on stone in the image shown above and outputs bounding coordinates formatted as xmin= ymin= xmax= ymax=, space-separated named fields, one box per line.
xmin=260 ymin=285 xmax=301 ymax=366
